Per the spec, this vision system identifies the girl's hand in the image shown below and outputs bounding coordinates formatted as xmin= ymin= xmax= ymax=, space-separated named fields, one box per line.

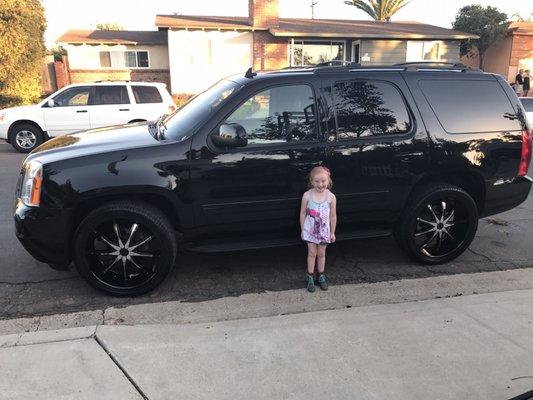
xmin=330 ymin=233 xmax=336 ymax=243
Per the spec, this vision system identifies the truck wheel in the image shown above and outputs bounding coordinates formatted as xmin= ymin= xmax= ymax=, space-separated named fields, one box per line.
xmin=9 ymin=123 xmax=44 ymax=153
xmin=73 ymin=200 xmax=177 ymax=296
xmin=394 ymin=183 xmax=478 ymax=264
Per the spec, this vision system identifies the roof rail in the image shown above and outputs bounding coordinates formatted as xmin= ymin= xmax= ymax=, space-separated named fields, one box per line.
xmin=93 ymin=80 xmax=131 ymax=83
xmin=393 ymin=62 xmax=481 ymax=72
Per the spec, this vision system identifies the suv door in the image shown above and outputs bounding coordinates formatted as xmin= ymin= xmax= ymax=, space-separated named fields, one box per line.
xmin=89 ymin=85 xmax=132 ymax=128
xmin=43 ymin=86 xmax=92 ymax=136
xmin=189 ymin=80 xmax=325 ymax=240
xmin=319 ymin=72 xmax=430 ymax=233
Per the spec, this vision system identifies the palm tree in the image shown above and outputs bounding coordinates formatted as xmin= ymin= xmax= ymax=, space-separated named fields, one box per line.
xmin=344 ymin=0 xmax=412 ymax=21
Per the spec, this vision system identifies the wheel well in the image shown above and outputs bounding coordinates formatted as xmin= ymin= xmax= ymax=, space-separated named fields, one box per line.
xmin=72 ymin=193 xmax=182 ymax=233
xmin=8 ymin=120 xmax=45 ymax=139
xmin=412 ymin=172 xmax=485 ymax=214
xmin=128 ymin=119 xmax=147 ymax=124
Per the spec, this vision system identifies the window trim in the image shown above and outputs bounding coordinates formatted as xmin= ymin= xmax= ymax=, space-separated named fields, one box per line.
xmin=329 ymin=78 xmax=416 ymax=143
xmin=98 ymin=50 xmax=151 ymax=69
xmin=288 ymin=39 xmax=347 ymax=67
xmin=208 ymin=82 xmax=321 ymax=152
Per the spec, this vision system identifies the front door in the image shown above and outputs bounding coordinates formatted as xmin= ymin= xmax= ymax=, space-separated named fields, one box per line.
xmin=189 ymin=81 xmax=325 ymax=240
xmin=43 ymin=86 xmax=92 ymax=136
xmin=319 ymin=72 xmax=430 ymax=232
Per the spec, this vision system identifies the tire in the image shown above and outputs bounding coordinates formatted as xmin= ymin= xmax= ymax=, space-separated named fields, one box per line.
xmin=394 ymin=183 xmax=478 ymax=265
xmin=9 ymin=123 xmax=44 ymax=153
xmin=73 ymin=200 xmax=177 ymax=296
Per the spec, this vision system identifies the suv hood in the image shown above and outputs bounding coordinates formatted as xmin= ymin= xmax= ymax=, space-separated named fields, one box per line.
xmin=26 ymin=123 xmax=160 ymax=164
xmin=2 ymin=104 xmax=42 ymax=116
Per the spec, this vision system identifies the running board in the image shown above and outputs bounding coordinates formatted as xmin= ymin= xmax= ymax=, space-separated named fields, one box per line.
xmin=186 ymin=229 xmax=391 ymax=253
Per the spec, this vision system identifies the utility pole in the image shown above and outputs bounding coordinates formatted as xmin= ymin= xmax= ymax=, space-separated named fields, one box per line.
xmin=311 ymin=0 xmax=318 ymax=19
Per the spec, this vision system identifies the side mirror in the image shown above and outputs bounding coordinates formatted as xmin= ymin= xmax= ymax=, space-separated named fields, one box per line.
xmin=47 ymin=99 xmax=55 ymax=108
xmin=212 ymin=123 xmax=248 ymax=148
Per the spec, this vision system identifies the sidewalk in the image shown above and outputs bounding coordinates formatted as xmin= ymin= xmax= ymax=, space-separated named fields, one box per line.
xmin=3 ymin=288 xmax=533 ymax=399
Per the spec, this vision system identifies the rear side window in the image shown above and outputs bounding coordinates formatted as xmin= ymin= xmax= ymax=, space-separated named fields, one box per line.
xmin=93 ymin=86 xmax=130 ymax=105
xmin=132 ymin=86 xmax=163 ymax=104
xmin=521 ymin=98 xmax=533 ymax=113
xmin=332 ymin=80 xmax=412 ymax=140
xmin=419 ymin=80 xmax=521 ymax=133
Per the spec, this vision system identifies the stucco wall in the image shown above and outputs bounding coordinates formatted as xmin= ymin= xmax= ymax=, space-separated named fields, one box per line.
xmin=168 ymin=30 xmax=253 ymax=94
xmin=63 ymin=44 xmax=170 ymax=70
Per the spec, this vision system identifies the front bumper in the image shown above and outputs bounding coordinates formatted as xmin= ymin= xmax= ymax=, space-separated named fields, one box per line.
xmin=481 ymin=175 xmax=532 ymax=217
xmin=14 ymin=199 xmax=73 ymax=267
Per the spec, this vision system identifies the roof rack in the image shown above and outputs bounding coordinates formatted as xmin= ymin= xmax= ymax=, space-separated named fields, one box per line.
xmin=93 ymin=80 xmax=131 ymax=83
xmin=394 ymin=62 xmax=480 ymax=72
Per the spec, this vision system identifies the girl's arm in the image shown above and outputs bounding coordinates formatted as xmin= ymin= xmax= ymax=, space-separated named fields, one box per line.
xmin=330 ymin=194 xmax=337 ymax=242
xmin=300 ymin=193 xmax=308 ymax=233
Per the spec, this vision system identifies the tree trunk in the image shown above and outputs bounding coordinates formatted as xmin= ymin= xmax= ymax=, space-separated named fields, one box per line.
xmin=478 ymin=52 xmax=484 ymax=70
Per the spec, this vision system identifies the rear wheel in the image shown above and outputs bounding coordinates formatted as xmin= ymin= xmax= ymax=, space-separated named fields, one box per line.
xmin=395 ymin=183 xmax=478 ymax=264
xmin=73 ymin=201 xmax=177 ymax=296
xmin=9 ymin=123 xmax=44 ymax=153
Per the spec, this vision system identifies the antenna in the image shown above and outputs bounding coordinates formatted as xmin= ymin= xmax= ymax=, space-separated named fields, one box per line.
xmin=311 ymin=0 xmax=318 ymax=19
xmin=244 ymin=67 xmax=257 ymax=79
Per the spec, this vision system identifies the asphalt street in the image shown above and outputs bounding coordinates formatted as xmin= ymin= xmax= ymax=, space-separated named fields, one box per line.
xmin=1 ymin=141 xmax=533 ymax=323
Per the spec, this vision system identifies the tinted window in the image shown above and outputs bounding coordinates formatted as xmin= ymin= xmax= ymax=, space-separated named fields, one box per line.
xmin=225 ymin=84 xmax=316 ymax=145
xmin=132 ymin=86 xmax=163 ymax=104
xmin=93 ymin=86 xmax=130 ymax=105
xmin=332 ymin=80 xmax=411 ymax=140
xmin=419 ymin=80 xmax=521 ymax=133
xmin=53 ymin=86 xmax=91 ymax=107
xmin=521 ymin=98 xmax=533 ymax=113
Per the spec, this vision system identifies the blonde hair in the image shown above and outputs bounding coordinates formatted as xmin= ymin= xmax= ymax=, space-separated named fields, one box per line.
xmin=308 ymin=166 xmax=333 ymax=189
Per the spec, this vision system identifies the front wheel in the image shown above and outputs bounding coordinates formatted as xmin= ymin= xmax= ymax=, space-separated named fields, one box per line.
xmin=395 ymin=183 xmax=478 ymax=264
xmin=73 ymin=201 xmax=177 ymax=296
xmin=9 ymin=123 xmax=44 ymax=153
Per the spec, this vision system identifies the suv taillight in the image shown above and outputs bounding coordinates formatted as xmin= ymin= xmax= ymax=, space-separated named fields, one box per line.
xmin=519 ymin=129 xmax=532 ymax=177
xmin=167 ymin=104 xmax=176 ymax=114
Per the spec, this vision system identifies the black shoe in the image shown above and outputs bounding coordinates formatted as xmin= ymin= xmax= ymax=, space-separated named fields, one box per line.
xmin=306 ymin=274 xmax=315 ymax=292
xmin=318 ymin=273 xmax=328 ymax=291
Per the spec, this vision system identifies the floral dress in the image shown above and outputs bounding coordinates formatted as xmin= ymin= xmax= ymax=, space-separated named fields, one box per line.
xmin=302 ymin=189 xmax=331 ymax=244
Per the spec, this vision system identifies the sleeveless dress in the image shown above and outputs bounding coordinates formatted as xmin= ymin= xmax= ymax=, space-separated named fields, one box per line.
xmin=302 ymin=189 xmax=331 ymax=244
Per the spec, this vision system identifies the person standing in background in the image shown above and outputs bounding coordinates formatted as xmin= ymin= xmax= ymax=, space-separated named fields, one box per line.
xmin=515 ymin=69 xmax=524 ymax=96
xmin=523 ymin=70 xmax=530 ymax=97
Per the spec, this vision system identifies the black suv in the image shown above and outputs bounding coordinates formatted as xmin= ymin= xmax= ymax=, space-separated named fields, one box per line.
xmin=14 ymin=64 xmax=532 ymax=296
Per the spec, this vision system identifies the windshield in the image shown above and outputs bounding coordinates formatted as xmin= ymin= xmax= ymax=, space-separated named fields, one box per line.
xmin=156 ymin=79 xmax=242 ymax=142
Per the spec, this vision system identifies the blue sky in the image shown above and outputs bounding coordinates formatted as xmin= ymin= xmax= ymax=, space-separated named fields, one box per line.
xmin=43 ymin=0 xmax=532 ymax=47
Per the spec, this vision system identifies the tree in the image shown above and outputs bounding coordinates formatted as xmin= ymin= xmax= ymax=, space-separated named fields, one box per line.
xmin=96 ymin=23 xmax=124 ymax=31
xmin=0 ymin=0 xmax=46 ymax=108
xmin=343 ymin=0 xmax=412 ymax=21
xmin=510 ymin=12 xmax=532 ymax=22
xmin=452 ymin=5 xmax=508 ymax=70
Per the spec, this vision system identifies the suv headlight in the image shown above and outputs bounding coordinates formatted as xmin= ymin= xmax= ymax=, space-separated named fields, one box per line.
xmin=20 ymin=161 xmax=43 ymax=207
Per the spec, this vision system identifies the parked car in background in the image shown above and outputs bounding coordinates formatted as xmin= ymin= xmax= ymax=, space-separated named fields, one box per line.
xmin=520 ymin=97 xmax=533 ymax=127
xmin=0 ymin=81 xmax=176 ymax=153
xmin=14 ymin=64 xmax=532 ymax=296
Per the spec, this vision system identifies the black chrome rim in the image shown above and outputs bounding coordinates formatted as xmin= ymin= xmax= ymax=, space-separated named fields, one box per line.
xmin=413 ymin=197 xmax=470 ymax=259
xmin=86 ymin=218 xmax=163 ymax=289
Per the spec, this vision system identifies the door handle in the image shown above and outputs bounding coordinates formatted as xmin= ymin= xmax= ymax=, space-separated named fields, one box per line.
xmin=76 ymin=110 xmax=87 ymax=113
xmin=119 ymin=108 xmax=130 ymax=111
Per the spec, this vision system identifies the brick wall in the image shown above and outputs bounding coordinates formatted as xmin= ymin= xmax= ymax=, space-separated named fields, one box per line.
xmin=249 ymin=0 xmax=279 ymax=28
xmin=252 ymin=31 xmax=288 ymax=70
xmin=54 ymin=59 xmax=70 ymax=89
xmin=68 ymin=69 xmax=171 ymax=89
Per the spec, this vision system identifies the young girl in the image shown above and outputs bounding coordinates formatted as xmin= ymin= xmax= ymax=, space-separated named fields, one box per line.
xmin=300 ymin=166 xmax=337 ymax=292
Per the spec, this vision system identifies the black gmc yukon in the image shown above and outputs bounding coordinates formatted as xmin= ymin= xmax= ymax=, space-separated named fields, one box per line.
xmin=14 ymin=63 xmax=532 ymax=296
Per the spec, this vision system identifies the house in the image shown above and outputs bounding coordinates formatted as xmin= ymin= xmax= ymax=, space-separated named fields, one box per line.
xmin=56 ymin=30 xmax=170 ymax=89
xmin=56 ymin=0 xmax=477 ymax=96
xmin=461 ymin=22 xmax=533 ymax=83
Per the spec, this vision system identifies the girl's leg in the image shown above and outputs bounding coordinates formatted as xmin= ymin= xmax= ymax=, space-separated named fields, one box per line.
xmin=307 ymin=243 xmax=317 ymax=274
xmin=317 ymin=245 xmax=327 ymax=273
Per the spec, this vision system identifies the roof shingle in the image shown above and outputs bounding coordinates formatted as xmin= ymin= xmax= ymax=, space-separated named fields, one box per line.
xmin=57 ymin=30 xmax=168 ymax=45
